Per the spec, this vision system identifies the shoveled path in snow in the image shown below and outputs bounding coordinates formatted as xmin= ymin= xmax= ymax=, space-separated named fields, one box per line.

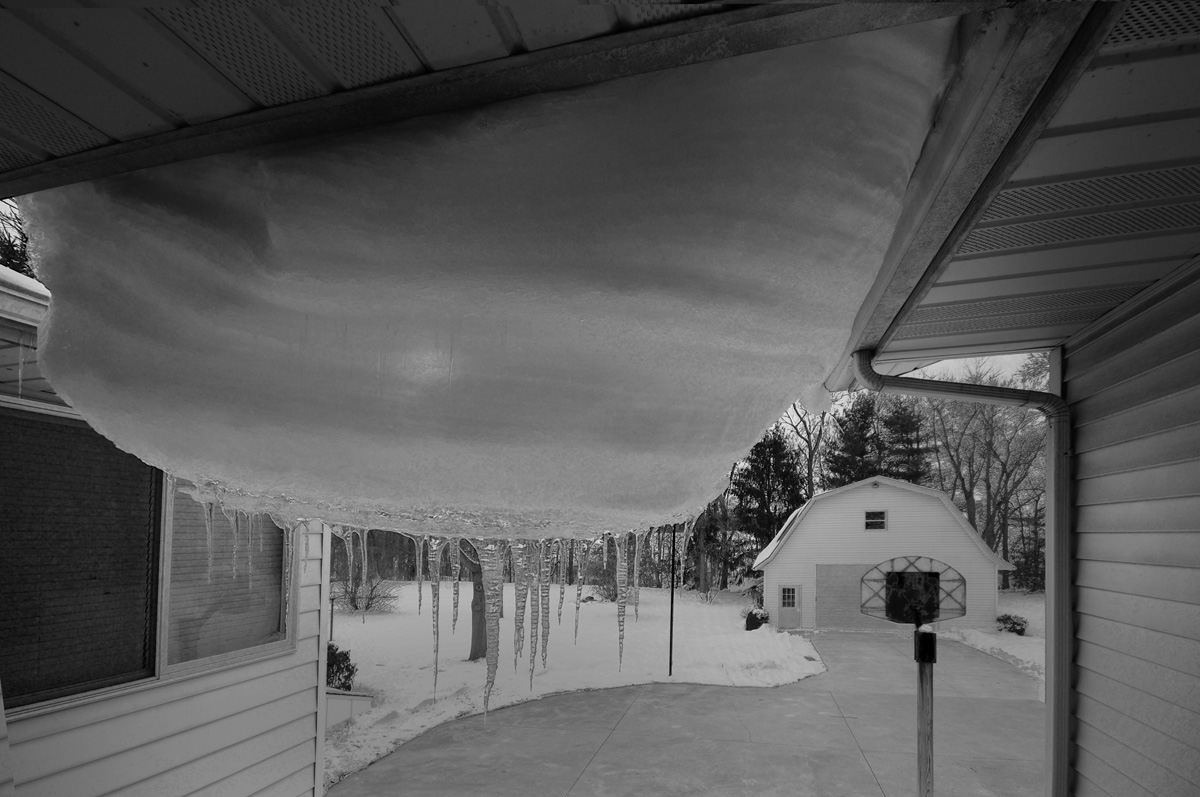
xmin=327 ymin=630 xmax=1044 ymax=796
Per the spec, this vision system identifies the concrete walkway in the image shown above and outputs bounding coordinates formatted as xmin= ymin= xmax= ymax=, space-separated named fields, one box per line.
xmin=327 ymin=631 xmax=1044 ymax=796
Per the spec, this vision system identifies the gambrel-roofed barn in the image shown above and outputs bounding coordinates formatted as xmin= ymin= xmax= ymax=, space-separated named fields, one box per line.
xmin=754 ymin=477 xmax=1013 ymax=631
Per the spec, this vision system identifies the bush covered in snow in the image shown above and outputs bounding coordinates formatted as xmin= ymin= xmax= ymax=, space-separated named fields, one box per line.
xmin=327 ymin=642 xmax=358 ymax=690
xmin=742 ymin=606 xmax=769 ymax=630
xmin=996 ymin=613 xmax=1028 ymax=636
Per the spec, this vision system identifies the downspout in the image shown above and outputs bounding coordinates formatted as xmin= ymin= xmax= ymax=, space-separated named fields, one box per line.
xmin=853 ymin=350 xmax=1072 ymax=797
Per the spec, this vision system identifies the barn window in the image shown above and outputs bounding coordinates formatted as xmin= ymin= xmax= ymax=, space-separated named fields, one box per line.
xmin=781 ymin=587 xmax=796 ymax=608
xmin=865 ymin=510 xmax=887 ymax=530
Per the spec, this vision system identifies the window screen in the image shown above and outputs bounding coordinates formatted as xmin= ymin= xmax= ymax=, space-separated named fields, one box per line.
xmin=865 ymin=510 xmax=887 ymax=530
xmin=167 ymin=488 xmax=286 ymax=665
xmin=0 ymin=407 xmax=159 ymax=708
xmin=781 ymin=587 xmax=796 ymax=608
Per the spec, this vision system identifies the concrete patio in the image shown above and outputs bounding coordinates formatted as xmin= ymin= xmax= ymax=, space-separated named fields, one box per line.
xmin=327 ymin=631 xmax=1044 ymax=796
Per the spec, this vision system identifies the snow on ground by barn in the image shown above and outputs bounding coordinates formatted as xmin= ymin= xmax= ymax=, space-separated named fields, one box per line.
xmin=324 ymin=584 xmax=823 ymax=789
xmin=939 ymin=590 xmax=1045 ymax=682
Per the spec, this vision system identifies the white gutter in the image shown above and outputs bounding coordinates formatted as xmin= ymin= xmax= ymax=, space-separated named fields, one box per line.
xmin=853 ymin=349 xmax=1071 ymax=797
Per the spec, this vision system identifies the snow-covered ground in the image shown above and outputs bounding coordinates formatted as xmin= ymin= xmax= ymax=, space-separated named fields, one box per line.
xmin=939 ymin=590 xmax=1045 ymax=683
xmin=324 ymin=584 xmax=824 ymax=789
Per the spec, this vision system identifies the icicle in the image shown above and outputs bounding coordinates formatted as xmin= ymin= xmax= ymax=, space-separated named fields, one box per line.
xmin=557 ymin=539 xmax=567 ymax=626
xmin=415 ymin=535 xmax=424 ymax=616
xmin=247 ymin=513 xmax=254 ymax=590
xmin=476 ymin=538 xmax=505 ymax=716
xmin=201 ymin=500 xmax=215 ymax=584
xmin=539 ymin=539 xmax=552 ymax=669
xmin=344 ymin=526 xmax=355 ymax=605
xmin=527 ymin=541 xmax=540 ymax=690
xmin=15 ymin=332 xmax=28 ymax=398
xmin=222 ymin=508 xmax=240 ymax=578
xmin=575 ymin=538 xmax=592 ymax=644
xmin=632 ymin=530 xmax=643 ymax=622
xmin=451 ymin=536 xmax=462 ymax=633
xmin=362 ymin=528 xmax=371 ymax=584
xmin=427 ymin=536 xmax=446 ymax=696
xmin=510 ymin=539 xmax=529 ymax=671
xmin=281 ymin=523 xmax=296 ymax=625
xmin=615 ymin=531 xmax=628 ymax=671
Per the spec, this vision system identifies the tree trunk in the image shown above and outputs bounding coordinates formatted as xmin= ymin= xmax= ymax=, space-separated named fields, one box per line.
xmin=459 ymin=541 xmax=487 ymax=661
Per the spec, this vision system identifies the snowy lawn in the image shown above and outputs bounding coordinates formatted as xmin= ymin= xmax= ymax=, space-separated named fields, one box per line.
xmin=324 ymin=584 xmax=823 ymax=789
xmin=939 ymin=590 xmax=1045 ymax=683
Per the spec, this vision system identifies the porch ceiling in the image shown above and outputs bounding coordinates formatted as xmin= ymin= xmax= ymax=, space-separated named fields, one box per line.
xmin=0 ymin=1 xmax=978 ymax=200
xmin=862 ymin=0 xmax=1200 ymax=376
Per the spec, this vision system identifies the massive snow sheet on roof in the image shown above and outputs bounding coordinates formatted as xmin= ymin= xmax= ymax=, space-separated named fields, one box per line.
xmin=23 ymin=20 xmax=954 ymax=537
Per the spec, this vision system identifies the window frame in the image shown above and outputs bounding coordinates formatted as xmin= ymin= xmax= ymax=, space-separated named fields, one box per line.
xmin=4 ymin=460 xmax=298 ymax=720
xmin=864 ymin=510 xmax=888 ymax=530
xmin=780 ymin=586 xmax=796 ymax=609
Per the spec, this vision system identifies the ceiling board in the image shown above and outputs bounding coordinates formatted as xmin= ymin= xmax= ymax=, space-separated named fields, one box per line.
xmin=870 ymin=1 xmax=1200 ymax=375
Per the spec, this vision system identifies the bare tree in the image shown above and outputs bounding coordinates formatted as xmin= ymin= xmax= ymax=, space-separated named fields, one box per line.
xmin=782 ymin=400 xmax=833 ymax=497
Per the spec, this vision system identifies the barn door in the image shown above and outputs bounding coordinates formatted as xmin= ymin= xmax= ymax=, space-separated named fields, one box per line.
xmin=778 ymin=585 xmax=801 ymax=629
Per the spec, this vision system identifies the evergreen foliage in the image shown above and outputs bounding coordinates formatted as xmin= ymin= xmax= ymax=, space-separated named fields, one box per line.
xmin=326 ymin=642 xmax=358 ymax=690
xmin=730 ymin=425 xmax=805 ymax=548
xmin=821 ymin=392 xmax=929 ymax=488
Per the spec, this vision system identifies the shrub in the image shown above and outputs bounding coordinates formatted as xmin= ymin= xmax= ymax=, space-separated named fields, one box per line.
xmin=327 ymin=642 xmax=358 ymax=690
xmin=996 ymin=613 xmax=1028 ymax=636
xmin=698 ymin=590 xmax=717 ymax=604
xmin=334 ymin=573 xmax=398 ymax=613
xmin=743 ymin=606 xmax=769 ymax=631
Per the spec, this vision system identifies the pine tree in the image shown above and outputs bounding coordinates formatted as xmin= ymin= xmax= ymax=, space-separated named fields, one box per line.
xmin=730 ymin=425 xmax=805 ymax=548
xmin=821 ymin=391 xmax=883 ymax=488
xmin=879 ymin=396 xmax=929 ymax=484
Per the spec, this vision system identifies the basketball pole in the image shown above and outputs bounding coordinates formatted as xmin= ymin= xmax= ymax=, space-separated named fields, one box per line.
xmin=915 ymin=625 xmax=936 ymax=797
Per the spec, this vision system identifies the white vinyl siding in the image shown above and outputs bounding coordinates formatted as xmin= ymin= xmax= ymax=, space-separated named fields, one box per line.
xmin=0 ymin=680 xmax=12 ymax=797
xmin=1063 ymin=265 xmax=1200 ymax=797
xmin=7 ymin=521 xmax=328 ymax=797
xmin=762 ymin=482 xmax=1000 ymax=630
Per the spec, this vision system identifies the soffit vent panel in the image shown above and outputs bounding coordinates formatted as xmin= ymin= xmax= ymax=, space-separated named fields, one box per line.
xmin=894 ymin=307 xmax=1127 ymax=339
xmin=616 ymin=2 xmax=726 ymax=29
xmin=983 ymin=165 xmax=1200 ymax=223
xmin=958 ymin=201 xmax=1200 ymax=255
xmin=1102 ymin=0 xmax=1200 ymax=53
xmin=156 ymin=7 xmax=325 ymax=107
xmin=0 ymin=140 xmax=40 ymax=173
xmin=277 ymin=5 xmax=424 ymax=88
xmin=908 ymin=285 xmax=1147 ymax=324
xmin=0 ymin=78 xmax=109 ymax=157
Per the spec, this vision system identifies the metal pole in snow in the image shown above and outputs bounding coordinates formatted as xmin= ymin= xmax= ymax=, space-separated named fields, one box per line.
xmin=669 ymin=525 xmax=676 ymax=677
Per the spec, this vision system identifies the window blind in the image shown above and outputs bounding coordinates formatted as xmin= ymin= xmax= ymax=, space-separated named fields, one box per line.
xmin=0 ymin=407 xmax=159 ymax=708
xmin=167 ymin=489 xmax=285 ymax=665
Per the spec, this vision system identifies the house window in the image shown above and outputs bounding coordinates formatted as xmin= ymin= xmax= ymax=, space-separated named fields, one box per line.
xmin=865 ymin=510 xmax=887 ymax=530
xmin=0 ymin=407 xmax=161 ymax=709
xmin=0 ymin=405 xmax=294 ymax=711
xmin=165 ymin=486 xmax=289 ymax=667
xmin=781 ymin=587 xmax=796 ymax=608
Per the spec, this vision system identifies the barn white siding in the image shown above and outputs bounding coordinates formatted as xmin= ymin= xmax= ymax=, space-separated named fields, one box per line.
xmin=762 ymin=481 xmax=1001 ymax=631
xmin=1063 ymin=265 xmax=1200 ymax=797
xmin=6 ymin=521 xmax=328 ymax=797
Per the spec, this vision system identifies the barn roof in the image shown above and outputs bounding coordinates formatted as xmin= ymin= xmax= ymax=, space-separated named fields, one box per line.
xmin=752 ymin=476 xmax=1015 ymax=571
